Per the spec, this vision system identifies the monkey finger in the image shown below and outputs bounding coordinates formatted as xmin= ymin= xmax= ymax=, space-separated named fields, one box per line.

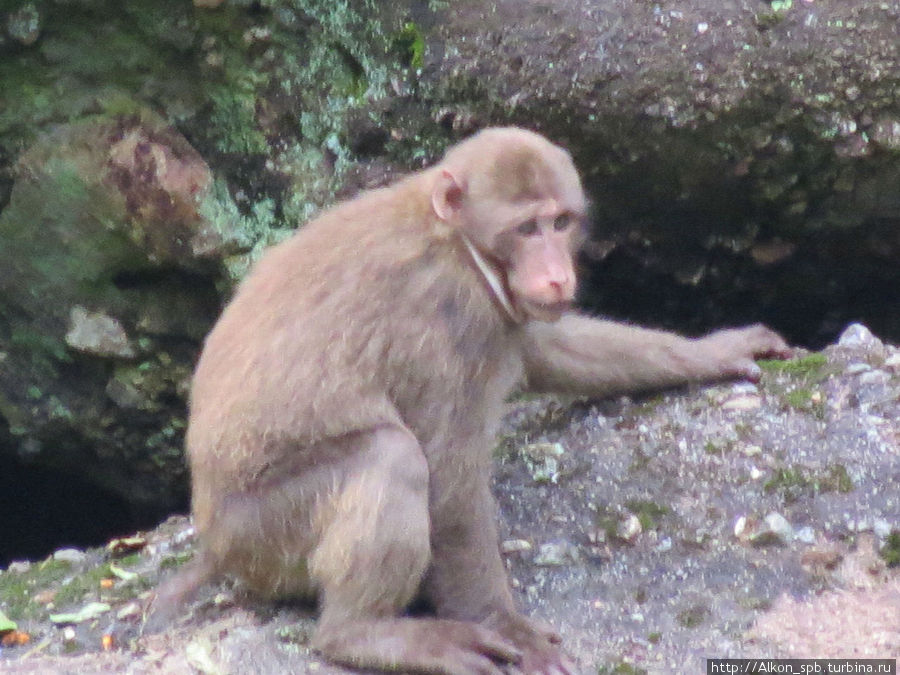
xmin=745 ymin=324 xmax=793 ymax=359
xmin=450 ymin=651 xmax=509 ymax=675
xmin=526 ymin=616 xmax=562 ymax=644
xmin=470 ymin=627 xmax=524 ymax=664
xmin=557 ymin=656 xmax=581 ymax=675
xmin=736 ymin=359 xmax=763 ymax=382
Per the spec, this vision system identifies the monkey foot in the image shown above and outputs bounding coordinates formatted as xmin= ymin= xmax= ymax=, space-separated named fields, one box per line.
xmin=482 ymin=612 xmax=580 ymax=675
xmin=313 ymin=616 xmax=525 ymax=675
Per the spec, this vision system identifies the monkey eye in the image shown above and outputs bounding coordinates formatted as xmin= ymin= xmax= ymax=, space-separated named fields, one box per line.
xmin=516 ymin=219 xmax=539 ymax=236
xmin=553 ymin=214 xmax=571 ymax=231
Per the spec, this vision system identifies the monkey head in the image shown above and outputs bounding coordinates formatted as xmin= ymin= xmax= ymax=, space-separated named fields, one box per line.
xmin=431 ymin=127 xmax=587 ymax=323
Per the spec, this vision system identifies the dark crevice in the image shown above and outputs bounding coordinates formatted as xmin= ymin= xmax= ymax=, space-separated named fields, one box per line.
xmin=578 ymin=243 xmax=900 ymax=350
xmin=0 ymin=452 xmax=176 ymax=568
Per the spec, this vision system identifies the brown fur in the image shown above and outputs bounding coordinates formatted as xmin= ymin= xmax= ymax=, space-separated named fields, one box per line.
xmin=160 ymin=127 xmax=791 ymax=675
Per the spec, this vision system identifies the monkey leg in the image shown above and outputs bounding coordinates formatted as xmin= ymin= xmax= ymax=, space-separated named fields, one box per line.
xmin=309 ymin=426 xmax=522 ymax=675
xmin=424 ymin=473 xmax=577 ymax=675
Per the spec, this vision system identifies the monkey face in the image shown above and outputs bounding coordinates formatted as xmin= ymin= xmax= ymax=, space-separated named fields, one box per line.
xmin=491 ymin=210 xmax=583 ymax=322
xmin=431 ymin=128 xmax=588 ymax=323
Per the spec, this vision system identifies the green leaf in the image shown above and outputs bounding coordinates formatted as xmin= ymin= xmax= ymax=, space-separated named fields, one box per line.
xmin=49 ymin=601 xmax=111 ymax=625
xmin=0 ymin=609 xmax=17 ymax=633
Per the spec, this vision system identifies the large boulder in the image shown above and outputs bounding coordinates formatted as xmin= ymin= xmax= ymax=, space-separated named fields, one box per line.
xmin=0 ymin=112 xmax=247 ymax=514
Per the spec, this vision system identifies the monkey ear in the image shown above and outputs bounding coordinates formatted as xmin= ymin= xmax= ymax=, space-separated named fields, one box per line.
xmin=431 ymin=169 xmax=466 ymax=222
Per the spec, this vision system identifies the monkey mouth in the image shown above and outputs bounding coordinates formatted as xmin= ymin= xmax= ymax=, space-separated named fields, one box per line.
xmin=520 ymin=299 xmax=572 ymax=322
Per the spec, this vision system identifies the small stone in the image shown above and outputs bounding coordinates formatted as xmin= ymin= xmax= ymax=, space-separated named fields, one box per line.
xmin=859 ymin=370 xmax=889 ymax=386
xmin=873 ymin=519 xmax=892 ymax=539
xmin=846 ymin=362 xmax=872 ymax=375
xmin=173 ymin=526 xmax=196 ymax=546
xmin=617 ymin=514 xmax=642 ymax=542
xmin=65 ymin=306 xmax=135 ymax=359
xmin=33 ymin=589 xmax=56 ymax=605
xmin=722 ymin=394 xmax=762 ymax=411
xmin=734 ymin=515 xmax=753 ymax=540
xmin=53 ymin=548 xmax=86 ymax=564
xmin=62 ymin=626 xmax=76 ymax=643
xmin=869 ymin=118 xmax=900 ymax=150
xmin=838 ymin=323 xmax=881 ymax=350
xmin=116 ymin=603 xmax=142 ymax=620
xmin=521 ymin=442 xmax=565 ymax=484
xmin=533 ymin=541 xmax=579 ymax=566
xmin=795 ymin=526 xmax=816 ymax=544
xmin=763 ymin=512 xmax=794 ymax=542
xmin=501 ymin=539 xmax=533 ymax=554
xmin=731 ymin=382 xmax=760 ymax=395
xmin=7 ymin=3 xmax=40 ymax=46
xmin=5 ymin=561 xmax=31 ymax=574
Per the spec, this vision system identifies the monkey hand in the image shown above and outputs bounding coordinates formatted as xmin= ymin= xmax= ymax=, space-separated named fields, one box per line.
xmin=696 ymin=324 xmax=793 ymax=383
xmin=482 ymin=611 xmax=578 ymax=675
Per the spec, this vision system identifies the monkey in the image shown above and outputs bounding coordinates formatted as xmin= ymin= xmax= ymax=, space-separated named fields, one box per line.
xmin=153 ymin=127 xmax=791 ymax=675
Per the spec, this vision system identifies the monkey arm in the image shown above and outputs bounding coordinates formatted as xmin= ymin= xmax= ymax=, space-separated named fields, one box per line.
xmin=521 ymin=313 xmax=792 ymax=398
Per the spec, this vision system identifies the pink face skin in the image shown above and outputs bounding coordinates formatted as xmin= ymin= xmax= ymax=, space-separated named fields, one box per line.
xmin=502 ymin=200 xmax=581 ymax=322
xmin=430 ymin=128 xmax=588 ymax=323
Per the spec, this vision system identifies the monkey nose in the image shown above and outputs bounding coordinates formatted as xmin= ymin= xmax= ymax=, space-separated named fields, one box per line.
xmin=545 ymin=277 xmax=574 ymax=304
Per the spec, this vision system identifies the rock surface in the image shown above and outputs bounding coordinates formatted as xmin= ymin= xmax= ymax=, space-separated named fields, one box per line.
xmin=0 ymin=0 xmax=899 ymax=601
xmin=0 ymin=330 xmax=897 ymax=673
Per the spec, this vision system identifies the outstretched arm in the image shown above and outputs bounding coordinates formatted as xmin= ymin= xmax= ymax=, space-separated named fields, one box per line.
xmin=522 ymin=314 xmax=792 ymax=398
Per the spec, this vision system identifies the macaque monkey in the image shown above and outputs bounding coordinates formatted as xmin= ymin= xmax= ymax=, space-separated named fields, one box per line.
xmin=158 ymin=128 xmax=790 ymax=675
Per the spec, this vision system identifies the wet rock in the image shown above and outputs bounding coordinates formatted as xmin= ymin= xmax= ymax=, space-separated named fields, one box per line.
xmin=64 ymin=307 xmax=135 ymax=359
xmin=0 ymin=112 xmax=238 ymax=512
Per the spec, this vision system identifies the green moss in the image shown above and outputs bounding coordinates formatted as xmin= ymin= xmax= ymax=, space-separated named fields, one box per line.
xmin=594 ymin=509 xmax=620 ymax=543
xmin=764 ymin=466 xmax=810 ymax=503
xmin=625 ymin=500 xmax=669 ymax=531
xmin=10 ymin=329 xmax=71 ymax=366
xmin=676 ymin=603 xmax=710 ymax=628
xmin=53 ymin=562 xmax=114 ymax=606
xmin=117 ymin=553 xmax=142 ymax=568
xmin=159 ymin=551 xmax=194 ymax=571
xmin=0 ymin=1 xmax=203 ymax=157
xmin=764 ymin=463 xmax=854 ymax=503
xmin=704 ymin=439 xmax=730 ymax=455
xmin=784 ymin=388 xmax=813 ymax=408
xmin=208 ymin=83 xmax=270 ymax=155
xmin=758 ymin=353 xmax=828 ymax=378
xmin=822 ymin=464 xmax=854 ymax=494
xmin=0 ymin=558 xmax=72 ymax=621
xmin=394 ymin=21 xmax=425 ymax=69
xmin=597 ymin=664 xmax=647 ymax=675
xmin=880 ymin=531 xmax=900 ymax=568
